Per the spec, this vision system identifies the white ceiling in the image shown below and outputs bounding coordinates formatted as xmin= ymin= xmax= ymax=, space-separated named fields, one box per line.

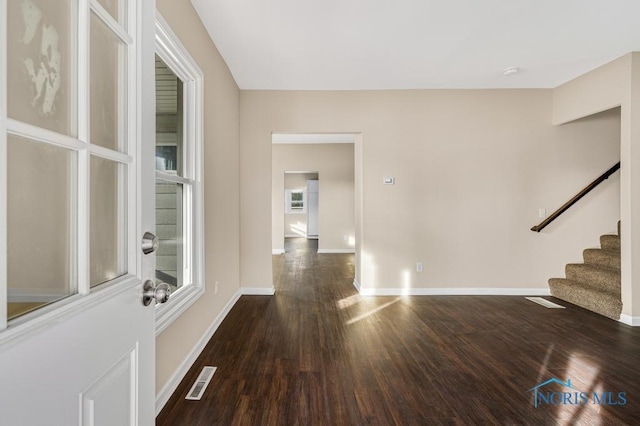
xmin=191 ymin=0 xmax=640 ymax=90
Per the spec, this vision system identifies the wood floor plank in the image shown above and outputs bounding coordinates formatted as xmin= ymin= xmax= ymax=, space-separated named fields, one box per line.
xmin=157 ymin=237 xmax=640 ymax=425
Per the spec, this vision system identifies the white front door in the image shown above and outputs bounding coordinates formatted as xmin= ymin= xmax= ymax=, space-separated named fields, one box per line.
xmin=0 ymin=0 xmax=157 ymax=424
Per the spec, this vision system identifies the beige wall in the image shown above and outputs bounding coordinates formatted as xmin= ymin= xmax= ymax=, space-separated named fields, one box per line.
xmin=156 ymin=0 xmax=240 ymax=395
xmin=553 ymin=54 xmax=631 ymax=125
xmin=552 ymin=53 xmax=640 ymax=320
xmin=273 ymin=144 xmax=355 ymax=252
xmin=627 ymin=53 xmax=640 ymax=319
xmin=241 ymin=90 xmax=620 ymax=293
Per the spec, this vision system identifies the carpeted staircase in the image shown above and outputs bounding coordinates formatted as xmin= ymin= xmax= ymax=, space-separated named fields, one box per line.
xmin=548 ymin=221 xmax=622 ymax=320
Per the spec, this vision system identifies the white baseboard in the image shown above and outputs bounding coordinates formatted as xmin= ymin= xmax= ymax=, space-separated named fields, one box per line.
xmin=285 ymin=233 xmax=304 ymax=238
xmin=155 ymin=289 xmax=242 ymax=415
xmin=353 ymin=279 xmax=361 ymax=292
xmin=241 ymin=286 xmax=276 ymax=295
xmin=317 ymin=248 xmax=355 ymax=254
xmin=272 ymin=248 xmax=285 ymax=255
xmin=619 ymin=314 xmax=640 ymax=326
xmin=357 ymin=287 xmax=551 ymax=296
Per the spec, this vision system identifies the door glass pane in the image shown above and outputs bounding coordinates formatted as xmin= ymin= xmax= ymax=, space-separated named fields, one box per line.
xmin=95 ymin=0 xmax=126 ymax=27
xmin=90 ymin=13 xmax=125 ymax=152
xmin=7 ymin=0 xmax=76 ymax=136
xmin=7 ymin=135 xmax=75 ymax=320
xmin=155 ymin=180 xmax=184 ymax=292
xmin=90 ymin=156 xmax=126 ymax=287
xmin=155 ymin=55 xmax=183 ymax=176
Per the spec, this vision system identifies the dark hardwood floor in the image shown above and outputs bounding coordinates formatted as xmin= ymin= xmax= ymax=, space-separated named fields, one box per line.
xmin=157 ymin=238 xmax=640 ymax=425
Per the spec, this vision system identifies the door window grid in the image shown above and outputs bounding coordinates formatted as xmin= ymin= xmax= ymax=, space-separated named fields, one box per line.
xmin=0 ymin=0 xmax=137 ymax=328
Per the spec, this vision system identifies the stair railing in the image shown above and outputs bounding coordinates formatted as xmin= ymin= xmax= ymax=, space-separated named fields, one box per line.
xmin=531 ymin=162 xmax=620 ymax=232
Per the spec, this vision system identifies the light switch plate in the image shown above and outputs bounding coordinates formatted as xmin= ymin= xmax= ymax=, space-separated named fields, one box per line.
xmin=383 ymin=177 xmax=395 ymax=185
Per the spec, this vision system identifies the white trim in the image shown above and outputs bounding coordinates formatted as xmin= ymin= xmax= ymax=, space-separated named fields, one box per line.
xmin=241 ymin=287 xmax=276 ymax=296
xmin=155 ymin=170 xmax=192 ymax=185
xmin=153 ymin=12 xmax=206 ymax=334
xmin=0 ymin=275 xmax=140 ymax=350
xmin=272 ymin=133 xmax=357 ymax=144
xmin=0 ymin=0 xmax=7 ymax=332
xmin=89 ymin=144 xmax=133 ymax=164
xmin=155 ymin=289 xmax=242 ymax=415
xmin=356 ymin=287 xmax=551 ymax=296
xmin=90 ymin=0 xmax=133 ymax=45
xmin=81 ymin=347 xmax=138 ymax=425
xmin=6 ymin=119 xmax=87 ymax=151
xmin=619 ymin=314 xmax=640 ymax=326
xmin=155 ymin=285 xmax=205 ymax=335
xmin=353 ymin=279 xmax=361 ymax=292
xmin=155 ymin=13 xmax=204 ymax=83
xmin=284 ymin=233 xmax=304 ymax=238
xmin=7 ymin=288 xmax=69 ymax=303
xmin=77 ymin=0 xmax=90 ymax=297
xmin=77 ymin=146 xmax=89 ymax=296
xmin=78 ymin=0 xmax=89 ymax=144
xmin=317 ymin=249 xmax=355 ymax=254
xmin=272 ymin=249 xmax=285 ymax=255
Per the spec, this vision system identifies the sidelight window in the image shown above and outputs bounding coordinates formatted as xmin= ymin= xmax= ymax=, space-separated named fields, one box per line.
xmin=153 ymin=13 xmax=204 ymax=334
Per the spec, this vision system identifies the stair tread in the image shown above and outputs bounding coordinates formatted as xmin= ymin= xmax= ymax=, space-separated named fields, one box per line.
xmin=583 ymin=247 xmax=620 ymax=256
xmin=547 ymin=221 xmax=622 ymax=321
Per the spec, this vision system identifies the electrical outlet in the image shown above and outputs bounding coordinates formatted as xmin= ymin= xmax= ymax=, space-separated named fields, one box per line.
xmin=416 ymin=262 xmax=423 ymax=272
xmin=538 ymin=208 xmax=546 ymax=219
xmin=214 ymin=281 xmax=219 ymax=294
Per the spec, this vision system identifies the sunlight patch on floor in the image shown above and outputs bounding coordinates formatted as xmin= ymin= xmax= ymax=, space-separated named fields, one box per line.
xmin=346 ymin=297 xmax=402 ymax=325
xmin=536 ymin=343 xmax=555 ymax=384
xmin=555 ymin=353 xmax=602 ymax=426
xmin=402 ymin=270 xmax=411 ymax=296
xmin=336 ymin=294 xmax=360 ymax=309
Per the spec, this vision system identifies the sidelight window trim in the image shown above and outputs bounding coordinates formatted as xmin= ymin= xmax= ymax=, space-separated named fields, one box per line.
xmin=154 ymin=12 xmax=205 ymax=335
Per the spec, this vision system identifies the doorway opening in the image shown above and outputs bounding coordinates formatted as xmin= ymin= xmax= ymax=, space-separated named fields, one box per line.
xmin=271 ymin=133 xmax=357 ymax=256
xmin=284 ymin=172 xmax=319 ymax=247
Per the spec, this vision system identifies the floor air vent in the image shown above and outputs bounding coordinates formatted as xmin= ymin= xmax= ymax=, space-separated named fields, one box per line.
xmin=185 ymin=366 xmax=217 ymax=400
xmin=525 ymin=297 xmax=565 ymax=309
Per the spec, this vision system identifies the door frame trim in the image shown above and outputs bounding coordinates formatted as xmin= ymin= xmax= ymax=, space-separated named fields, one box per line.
xmin=0 ymin=0 xmax=8 ymax=332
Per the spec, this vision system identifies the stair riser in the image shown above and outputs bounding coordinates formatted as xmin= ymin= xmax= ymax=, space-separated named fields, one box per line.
xmin=565 ymin=266 xmax=620 ymax=295
xmin=583 ymin=249 xmax=620 ymax=270
xmin=600 ymin=235 xmax=621 ymax=251
xmin=549 ymin=280 xmax=622 ymax=320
